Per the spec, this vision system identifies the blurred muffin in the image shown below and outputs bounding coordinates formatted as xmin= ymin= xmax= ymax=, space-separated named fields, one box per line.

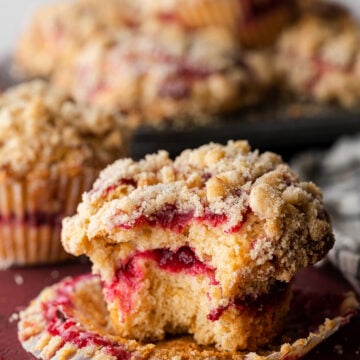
xmin=15 ymin=0 xmax=125 ymax=78
xmin=52 ymin=22 xmax=275 ymax=126
xmin=126 ymin=0 xmax=296 ymax=48
xmin=0 ymin=81 xmax=129 ymax=268
xmin=178 ymin=0 xmax=297 ymax=48
xmin=276 ymin=2 xmax=360 ymax=107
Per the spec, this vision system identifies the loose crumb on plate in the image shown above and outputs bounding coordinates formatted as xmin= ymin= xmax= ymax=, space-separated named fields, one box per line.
xmin=14 ymin=274 xmax=24 ymax=286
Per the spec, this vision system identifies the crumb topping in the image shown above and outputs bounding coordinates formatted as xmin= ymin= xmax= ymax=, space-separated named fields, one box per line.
xmin=0 ymin=81 xmax=129 ymax=179
xmin=63 ymin=141 xmax=334 ymax=296
xmin=53 ymin=21 xmax=273 ymax=123
xmin=16 ymin=0 xmax=126 ymax=76
xmin=276 ymin=8 xmax=360 ymax=106
xmin=75 ymin=140 xmax=323 ymax=234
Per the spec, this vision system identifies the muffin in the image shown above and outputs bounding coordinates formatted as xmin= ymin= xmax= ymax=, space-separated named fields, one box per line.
xmin=276 ymin=2 xmax=360 ymax=107
xmin=15 ymin=0 xmax=125 ymax=78
xmin=0 ymin=80 xmax=129 ymax=268
xmin=52 ymin=21 xmax=275 ymax=126
xmin=62 ymin=140 xmax=334 ymax=350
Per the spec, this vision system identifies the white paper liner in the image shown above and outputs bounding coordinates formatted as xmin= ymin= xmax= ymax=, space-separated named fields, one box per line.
xmin=0 ymin=169 xmax=98 ymax=268
xmin=18 ymin=274 xmax=359 ymax=360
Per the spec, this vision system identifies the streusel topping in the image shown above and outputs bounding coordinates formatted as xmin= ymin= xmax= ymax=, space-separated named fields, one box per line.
xmin=0 ymin=81 xmax=128 ymax=179
xmin=77 ymin=140 xmax=323 ymax=233
xmin=276 ymin=6 xmax=360 ymax=107
xmin=53 ymin=21 xmax=274 ymax=125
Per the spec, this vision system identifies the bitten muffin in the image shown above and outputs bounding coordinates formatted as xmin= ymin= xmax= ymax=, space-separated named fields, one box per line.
xmin=0 ymin=80 xmax=129 ymax=268
xmin=15 ymin=0 xmax=125 ymax=78
xmin=276 ymin=2 xmax=360 ymax=107
xmin=62 ymin=140 xmax=334 ymax=351
xmin=52 ymin=21 xmax=274 ymax=126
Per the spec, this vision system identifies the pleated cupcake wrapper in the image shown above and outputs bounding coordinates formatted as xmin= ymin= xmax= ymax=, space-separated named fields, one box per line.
xmin=0 ymin=169 xmax=98 ymax=267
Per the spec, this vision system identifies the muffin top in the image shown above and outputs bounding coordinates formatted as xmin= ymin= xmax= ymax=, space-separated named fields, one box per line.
xmin=74 ymin=140 xmax=330 ymax=238
xmin=53 ymin=21 xmax=274 ymax=124
xmin=0 ymin=81 xmax=129 ymax=179
xmin=15 ymin=0 xmax=125 ymax=76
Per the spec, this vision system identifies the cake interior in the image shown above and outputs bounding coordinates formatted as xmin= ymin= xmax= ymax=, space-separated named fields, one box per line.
xmin=103 ymin=245 xmax=291 ymax=351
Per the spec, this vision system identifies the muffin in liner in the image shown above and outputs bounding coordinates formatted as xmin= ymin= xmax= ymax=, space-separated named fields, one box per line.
xmin=61 ymin=141 xmax=334 ymax=350
xmin=0 ymin=81 xmax=129 ymax=268
xmin=18 ymin=274 xmax=359 ymax=359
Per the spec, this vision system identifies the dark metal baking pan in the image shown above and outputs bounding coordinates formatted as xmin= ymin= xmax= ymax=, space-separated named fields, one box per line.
xmin=131 ymin=101 xmax=360 ymax=160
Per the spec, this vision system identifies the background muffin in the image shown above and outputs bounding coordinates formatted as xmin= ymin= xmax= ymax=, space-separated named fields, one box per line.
xmin=52 ymin=21 xmax=275 ymax=126
xmin=276 ymin=2 xmax=360 ymax=107
xmin=15 ymin=0 xmax=125 ymax=78
xmin=0 ymin=80 xmax=129 ymax=268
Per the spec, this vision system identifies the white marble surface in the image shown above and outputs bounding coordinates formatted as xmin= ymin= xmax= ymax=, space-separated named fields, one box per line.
xmin=0 ymin=0 xmax=359 ymax=55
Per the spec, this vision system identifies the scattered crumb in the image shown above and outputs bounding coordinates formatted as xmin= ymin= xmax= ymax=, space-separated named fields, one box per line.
xmin=8 ymin=312 xmax=19 ymax=323
xmin=50 ymin=270 xmax=60 ymax=279
xmin=14 ymin=274 xmax=24 ymax=285
xmin=333 ymin=344 xmax=343 ymax=355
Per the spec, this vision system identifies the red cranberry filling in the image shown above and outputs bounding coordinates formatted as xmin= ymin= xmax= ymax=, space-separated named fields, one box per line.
xmin=306 ymin=57 xmax=353 ymax=93
xmin=104 ymin=246 xmax=218 ymax=315
xmin=159 ymin=62 xmax=216 ymax=99
xmin=0 ymin=211 xmax=61 ymax=227
xmin=91 ymin=178 xmax=137 ymax=197
xmin=142 ymin=247 xmax=217 ymax=281
xmin=116 ymin=203 xmax=246 ymax=234
xmin=42 ymin=275 xmax=131 ymax=360
xmin=104 ymin=258 xmax=144 ymax=317
xmin=207 ymin=281 xmax=289 ymax=321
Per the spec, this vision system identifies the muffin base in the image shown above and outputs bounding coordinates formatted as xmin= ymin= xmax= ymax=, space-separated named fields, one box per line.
xmin=18 ymin=274 xmax=359 ymax=360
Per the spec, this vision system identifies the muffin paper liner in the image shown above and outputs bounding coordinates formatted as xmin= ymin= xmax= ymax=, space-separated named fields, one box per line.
xmin=0 ymin=169 xmax=98 ymax=268
xmin=18 ymin=274 xmax=359 ymax=360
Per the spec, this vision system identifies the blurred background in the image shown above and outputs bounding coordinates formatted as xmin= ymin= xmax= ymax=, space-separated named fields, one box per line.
xmin=1 ymin=0 xmax=359 ymax=55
